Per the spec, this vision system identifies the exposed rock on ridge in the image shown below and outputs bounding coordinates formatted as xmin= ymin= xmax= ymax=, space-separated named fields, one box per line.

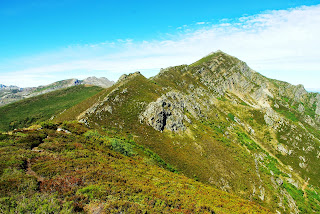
xmin=82 ymin=76 xmax=114 ymax=88
xmin=139 ymin=91 xmax=202 ymax=132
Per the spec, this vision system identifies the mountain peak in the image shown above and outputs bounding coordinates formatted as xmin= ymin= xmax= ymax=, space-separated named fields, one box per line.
xmin=190 ymin=50 xmax=238 ymax=67
xmin=118 ymin=71 xmax=144 ymax=83
xmin=82 ymin=76 xmax=114 ymax=88
xmin=208 ymin=49 xmax=225 ymax=55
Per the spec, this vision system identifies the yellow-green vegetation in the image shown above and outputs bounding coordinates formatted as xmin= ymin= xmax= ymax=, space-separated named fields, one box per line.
xmin=54 ymin=87 xmax=110 ymax=122
xmin=52 ymin=51 xmax=320 ymax=213
xmin=76 ymin=73 xmax=165 ymax=133
xmin=0 ymin=85 xmax=103 ymax=132
xmin=2 ymin=51 xmax=320 ymax=213
xmin=0 ymin=122 xmax=270 ymax=213
xmin=33 ymin=79 xmax=75 ymax=93
xmin=189 ymin=51 xmax=222 ymax=67
xmin=282 ymin=181 xmax=320 ymax=213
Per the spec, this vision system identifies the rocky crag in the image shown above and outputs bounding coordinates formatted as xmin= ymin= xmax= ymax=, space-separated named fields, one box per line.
xmin=82 ymin=76 xmax=114 ymax=88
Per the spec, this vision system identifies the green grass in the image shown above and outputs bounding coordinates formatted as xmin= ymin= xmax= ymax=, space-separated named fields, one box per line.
xmin=0 ymin=85 xmax=103 ymax=132
xmin=237 ymin=132 xmax=260 ymax=151
xmin=281 ymin=96 xmax=289 ymax=103
xmin=275 ymin=122 xmax=320 ymax=188
xmin=228 ymin=113 xmax=235 ymax=121
xmin=189 ymin=53 xmax=218 ymax=67
xmin=240 ymin=101 xmax=248 ymax=106
xmin=33 ymin=79 xmax=73 ymax=93
xmin=274 ymin=105 xmax=299 ymax=122
xmin=0 ymin=123 xmax=270 ymax=213
xmin=304 ymin=103 xmax=317 ymax=118
xmin=283 ymin=182 xmax=320 ymax=213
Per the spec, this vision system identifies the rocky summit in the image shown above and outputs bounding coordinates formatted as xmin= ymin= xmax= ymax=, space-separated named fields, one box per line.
xmin=82 ymin=76 xmax=115 ymax=88
xmin=1 ymin=51 xmax=320 ymax=213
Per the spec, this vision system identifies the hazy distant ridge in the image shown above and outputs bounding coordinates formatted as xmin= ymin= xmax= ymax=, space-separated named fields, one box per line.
xmin=0 ymin=76 xmax=114 ymax=106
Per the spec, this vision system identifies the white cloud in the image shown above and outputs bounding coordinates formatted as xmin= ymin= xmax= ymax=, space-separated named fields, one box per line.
xmin=1 ymin=4 xmax=320 ymax=88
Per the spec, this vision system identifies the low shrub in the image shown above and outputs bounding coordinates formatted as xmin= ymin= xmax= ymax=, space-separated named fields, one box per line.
xmin=40 ymin=121 xmax=58 ymax=130
xmin=111 ymin=139 xmax=134 ymax=157
xmin=227 ymin=113 xmax=235 ymax=121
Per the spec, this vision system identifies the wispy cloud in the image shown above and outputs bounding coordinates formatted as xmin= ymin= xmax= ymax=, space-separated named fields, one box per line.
xmin=1 ymin=4 xmax=320 ymax=88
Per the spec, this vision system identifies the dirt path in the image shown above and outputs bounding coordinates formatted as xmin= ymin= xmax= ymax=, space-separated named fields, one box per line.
xmin=26 ymin=158 xmax=44 ymax=182
xmin=302 ymin=178 xmax=309 ymax=198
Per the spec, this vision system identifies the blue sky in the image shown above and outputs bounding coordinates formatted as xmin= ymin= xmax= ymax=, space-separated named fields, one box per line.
xmin=1 ymin=0 xmax=320 ymax=91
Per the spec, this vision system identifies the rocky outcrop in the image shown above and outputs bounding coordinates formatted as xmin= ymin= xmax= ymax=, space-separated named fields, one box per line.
xmin=82 ymin=76 xmax=114 ymax=88
xmin=293 ymin=84 xmax=308 ymax=102
xmin=140 ymin=91 xmax=202 ymax=132
xmin=298 ymin=104 xmax=305 ymax=113
xmin=197 ymin=58 xmax=254 ymax=96
xmin=191 ymin=52 xmax=274 ymax=109
xmin=315 ymin=94 xmax=320 ymax=116
xmin=278 ymin=83 xmax=308 ymax=104
xmin=316 ymin=105 xmax=320 ymax=116
xmin=118 ymin=71 xmax=142 ymax=83
xmin=264 ymin=108 xmax=282 ymax=128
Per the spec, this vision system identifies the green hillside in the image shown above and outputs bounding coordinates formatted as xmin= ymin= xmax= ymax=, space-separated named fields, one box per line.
xmin=0 ymin=122 xmax=270 ymax=213
xmin=57 ymin=51 xmax=320 ymax=213
xmin=1 ymin=51 xmax=320 ymax=213
xmin=0 ymin=85 xmax=103 ymax=132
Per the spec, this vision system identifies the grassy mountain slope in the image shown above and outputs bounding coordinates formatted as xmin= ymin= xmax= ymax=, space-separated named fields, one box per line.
xmin=0 ymin=122 xmax=270 ymax=213
xmin=57 ymin=51 xmax=320 ymax=213
xmin=0 ymin=79 xmax=80 ymax=107
xmin=0 ymin=77 xmax=114 ymax=107
xmin=0 ymin=85 xmax=103 ymax=132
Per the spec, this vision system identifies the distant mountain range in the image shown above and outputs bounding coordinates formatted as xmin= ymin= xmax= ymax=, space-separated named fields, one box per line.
xmin=0 ymin=76 xmax=114 ymax=106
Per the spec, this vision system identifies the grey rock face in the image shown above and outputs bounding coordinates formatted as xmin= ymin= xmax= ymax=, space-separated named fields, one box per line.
xmin=277 ymin=144 xmax=288 ymax=155
xmin=57 ymin=128 xmax=71 ymax=134
xmin=315 ymin=95 xmax=320 ymax=116
xmin=264 ymin=108 xmax=278 ymax=127
xmin=298 ymin=104 xmax=305 ymax=113
xmin=198 ymin=60 xmax=254 ymax=96
xmin=118 ymin=71 xmax=142 ymax=83
xmin=316 ymin=106 xmax=320 ymax=116
xmin=293 ymin=84 xmax=307 ymax=102
xmin=304 ymin=115 xmax=315 ymax=126
xmin=140 ymin=91 xmax=201 ymax=132
xmin=82 ymin=76 xmax=114 ymax=88
xmin=193 ymin=53 xmax=274 ymax=109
